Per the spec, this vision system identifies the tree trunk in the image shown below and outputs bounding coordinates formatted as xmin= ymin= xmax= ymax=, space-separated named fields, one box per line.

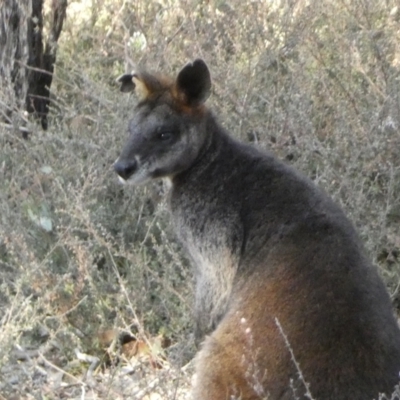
xmin=0 ymin=0 xmax=30 ymax=130
xmin=0 ymin=0 xmax=67 ymax=133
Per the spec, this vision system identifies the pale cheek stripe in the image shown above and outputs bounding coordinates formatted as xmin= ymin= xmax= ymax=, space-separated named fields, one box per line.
xmin=118 ymin=176 xmax=127 ymax=184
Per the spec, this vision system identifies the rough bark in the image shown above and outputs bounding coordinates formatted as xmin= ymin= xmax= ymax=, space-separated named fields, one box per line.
xmin=27 ymin=0 xmax=67 ymax=129
xmin=0 ymin=0 xmax=30 ymax=127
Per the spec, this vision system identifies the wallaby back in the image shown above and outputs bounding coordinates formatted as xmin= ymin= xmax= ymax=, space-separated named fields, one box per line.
xmin=114 ymin=59 xmax=400 ymax=400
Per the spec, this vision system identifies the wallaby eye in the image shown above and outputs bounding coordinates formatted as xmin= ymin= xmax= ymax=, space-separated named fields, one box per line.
xmin=157 ymin=131 xmax=174 ymax=141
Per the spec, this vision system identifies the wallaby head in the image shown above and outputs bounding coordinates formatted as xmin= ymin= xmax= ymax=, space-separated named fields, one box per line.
xmin=114 ymin=59 xmax=212 ymax=185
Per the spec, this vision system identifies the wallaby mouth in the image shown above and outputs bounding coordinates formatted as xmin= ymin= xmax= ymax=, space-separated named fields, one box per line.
xmin=114 ymin=158 xmax=137 ymax=182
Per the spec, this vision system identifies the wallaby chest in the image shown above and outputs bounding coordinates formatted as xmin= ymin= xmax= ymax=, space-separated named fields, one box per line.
xmin=169 ymin=177 xmax=243 ymax=275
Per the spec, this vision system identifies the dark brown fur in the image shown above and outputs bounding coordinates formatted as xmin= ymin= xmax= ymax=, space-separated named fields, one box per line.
xmin=114 ymin=60 xmax=400 ymax=399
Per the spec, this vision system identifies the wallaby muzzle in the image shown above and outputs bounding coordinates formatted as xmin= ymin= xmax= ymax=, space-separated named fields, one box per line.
xmin=114 ymin=158 xmax=137 ymax=181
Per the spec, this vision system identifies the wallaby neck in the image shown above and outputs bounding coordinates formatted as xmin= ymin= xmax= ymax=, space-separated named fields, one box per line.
xmin=172 ymin=112 xmax=231 ymax=186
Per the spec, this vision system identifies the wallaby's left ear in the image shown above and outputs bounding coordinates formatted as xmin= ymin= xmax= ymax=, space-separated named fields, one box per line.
xmin=117 ymin=71 xmax=164 ymax=101
xmin=117 ymin=73 xmax=136 ymax=93
xmin=175 ymin=59 xmax=211 ymax=107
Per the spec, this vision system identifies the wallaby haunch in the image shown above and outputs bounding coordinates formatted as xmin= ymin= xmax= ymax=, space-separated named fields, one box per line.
xmin=114 ymin=59 xmax=400 ymax=400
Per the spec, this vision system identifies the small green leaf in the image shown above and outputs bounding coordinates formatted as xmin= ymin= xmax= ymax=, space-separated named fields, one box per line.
xmin=27 ymin=208 xmax=39 ymax=224
xmin=40 ymin=166 xmax=53 ymax=174
xmin=39 ymin=216 xmax=53 ymax=232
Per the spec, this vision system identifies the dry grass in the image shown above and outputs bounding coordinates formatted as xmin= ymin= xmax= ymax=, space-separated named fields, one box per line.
xmin=1 ymin=0 xmax=400 ymax=398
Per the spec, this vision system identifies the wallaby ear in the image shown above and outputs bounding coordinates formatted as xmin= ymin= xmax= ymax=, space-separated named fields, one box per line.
xmin=175 ymin=59 xmax=211 ymax=107
xmin=117 ymin=74 xmax=136 ymax=93
xmin=117 ymin=72 xmax=163 ymax=101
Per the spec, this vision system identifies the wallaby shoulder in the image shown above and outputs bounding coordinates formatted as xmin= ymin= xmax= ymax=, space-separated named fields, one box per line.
xmin=169 ymin=111 xmax=358 ymax=270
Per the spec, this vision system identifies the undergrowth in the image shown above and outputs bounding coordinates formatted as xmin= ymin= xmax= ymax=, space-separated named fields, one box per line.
xmin=1 ymin=0 xmax=400 ymax=398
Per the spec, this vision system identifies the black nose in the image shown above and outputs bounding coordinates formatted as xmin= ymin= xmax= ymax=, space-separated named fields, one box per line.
xmin=114 ymin=159 xmax=137 ymax=180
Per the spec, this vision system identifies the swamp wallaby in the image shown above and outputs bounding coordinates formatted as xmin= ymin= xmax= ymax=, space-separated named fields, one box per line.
xmin=114 ymin=59 xmax=400 ymax=400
